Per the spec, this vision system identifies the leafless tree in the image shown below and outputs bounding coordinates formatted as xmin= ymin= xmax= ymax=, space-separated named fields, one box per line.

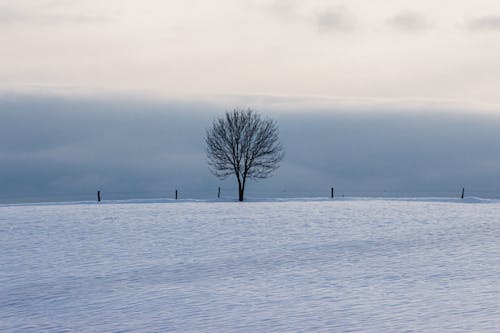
xmin=206 ymin=109 xmax=284 ymax=201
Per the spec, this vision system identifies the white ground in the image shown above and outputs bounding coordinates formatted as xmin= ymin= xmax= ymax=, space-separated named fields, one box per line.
xmin=1 ymin=199 xmax=499 ymax=332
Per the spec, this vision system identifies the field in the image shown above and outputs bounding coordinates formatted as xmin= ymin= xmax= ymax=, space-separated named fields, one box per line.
xmin=1 ymin=199 xmax=500 ymax=332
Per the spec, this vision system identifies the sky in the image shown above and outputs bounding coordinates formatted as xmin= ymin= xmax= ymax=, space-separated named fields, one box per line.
xmin=1 ymin=1 xmax=500 ymax=202
xmin=2 ymin=0 xmax=500 ymax=106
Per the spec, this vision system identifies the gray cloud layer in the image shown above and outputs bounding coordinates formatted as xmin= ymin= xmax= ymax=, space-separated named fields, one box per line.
xmin=466 ymin=15 xmax=500 ymax=31
xmin=386 ymin=11 xmax=432 ymax=31
xmin=2 ymin=95 xmax=500 ymax=203
xmin=315 ymin=6 xmax=356 ymax=32
xmin=0 ymin=2 xmax=110 ymax=25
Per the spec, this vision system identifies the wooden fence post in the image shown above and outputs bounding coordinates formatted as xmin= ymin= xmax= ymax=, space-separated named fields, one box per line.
xmin=97 ymin=190 xmax=101 ymax=202
xmin=461 ymin=187 xmax=465 ymax=199
xmin=331 ymin=187 xmax=334 ymax=199
xmin=175 ymin=189 xmax=178 ymax=200
xmin=218 ymin=187 xmax=221 ymax=199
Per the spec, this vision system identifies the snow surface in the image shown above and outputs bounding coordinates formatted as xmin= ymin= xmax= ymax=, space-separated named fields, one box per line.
xmin=1 ymin=199 xmax=499 ymax=332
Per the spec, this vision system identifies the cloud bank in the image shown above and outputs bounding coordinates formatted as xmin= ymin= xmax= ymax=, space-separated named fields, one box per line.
xmin=2 ymin=94 xmax=500 ymax=203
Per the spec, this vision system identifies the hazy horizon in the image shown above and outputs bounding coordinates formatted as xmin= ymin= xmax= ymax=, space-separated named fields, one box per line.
xmin=2 ymin=93 xmax=500 ymax=203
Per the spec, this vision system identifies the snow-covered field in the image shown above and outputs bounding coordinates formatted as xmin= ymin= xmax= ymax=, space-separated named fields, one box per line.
xmin=1 ymin=199 xmax=499 ymax=332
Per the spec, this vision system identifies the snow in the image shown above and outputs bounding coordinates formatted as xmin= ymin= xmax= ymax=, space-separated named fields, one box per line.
xmin=1 ymin=199 xmax=499 ymax=332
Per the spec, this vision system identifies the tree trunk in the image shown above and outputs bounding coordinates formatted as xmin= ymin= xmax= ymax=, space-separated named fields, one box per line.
xmin=237 ymin=176 xmax=244 ymax=201
xmin=238 ymin=187 xmax=244 ymax=201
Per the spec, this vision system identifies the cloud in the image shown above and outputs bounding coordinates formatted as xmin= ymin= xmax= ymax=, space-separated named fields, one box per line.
xmin=2 ymin=94 xmax=500 ymax=203
xmin=386 ymin=11 xmax=432 ymax=32
xmin=0 ymin=2 xmax=111 ymax=25
xmin=267 ymin=0 xmax=299 ymax=19
xmin=0 ymin=94 xmax=220 ymax=202
xmin=315 ymin=6 xmax=355 ymax=32
xmin=466 ymin=15 xmax=500 ymax=31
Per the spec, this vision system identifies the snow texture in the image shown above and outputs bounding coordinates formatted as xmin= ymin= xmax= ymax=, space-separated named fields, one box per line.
xmin=1 ymin=199 xmax=500 ymax=332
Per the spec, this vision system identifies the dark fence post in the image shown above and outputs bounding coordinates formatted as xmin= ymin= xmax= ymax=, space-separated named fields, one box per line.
xmin=97 ymin=190 xmax=101 ymax=202
xmin=461 ymin=187 xmax=465 ymax=199
xmin=218 ymin=187 xmax=221 ymax=199
xmin=331 ymin=187 xmax=334 ymax=199
xmin=175 ymin=189 xmax=178 ymax=200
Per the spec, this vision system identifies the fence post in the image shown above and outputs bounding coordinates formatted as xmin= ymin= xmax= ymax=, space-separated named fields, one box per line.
xmin=218 ymin=187 xmax=221 ymax=199
xmin=175 ymin=189 xmax=178 ymax=200
xmin=331 ymin=187 xmax=334 ymax=199
xmin=461 ymin=187 xmax=465 ymax=199
xmin=97 ymin=190 xmax=101 ymax=202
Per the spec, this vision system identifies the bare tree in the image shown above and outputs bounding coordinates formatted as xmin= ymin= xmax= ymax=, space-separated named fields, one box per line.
xmin=206 ymin=109 xmax=284 ymax=201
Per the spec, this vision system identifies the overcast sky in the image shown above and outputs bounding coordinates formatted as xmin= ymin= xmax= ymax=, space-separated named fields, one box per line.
xmin=2 ymin=0 xmax=500 ymax=108
xmin=2 ymin=1 xmax=500 ymax=202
